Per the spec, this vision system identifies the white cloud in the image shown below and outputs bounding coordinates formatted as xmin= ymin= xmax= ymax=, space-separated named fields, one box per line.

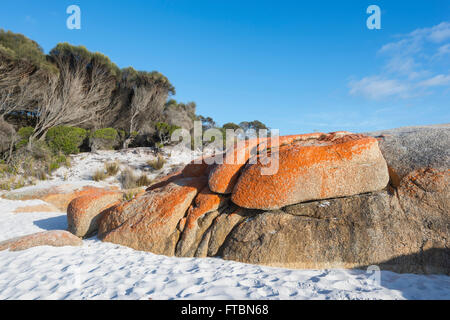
xmin=435 ymin=44 xmax=450 ymax=58
xmin=349 ymin=76 xmax=410 ymax=100
xmin=350 ymin=21 xmax=450 ymax=100
xmin=418 ymin=74 xmax=450 ymax=87
xmin=428 ymin=22 xmax=450 ymax=43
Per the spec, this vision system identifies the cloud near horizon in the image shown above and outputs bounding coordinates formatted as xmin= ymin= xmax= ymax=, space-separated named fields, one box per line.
xmin=349 ymin=22 xmax=450 ymax=100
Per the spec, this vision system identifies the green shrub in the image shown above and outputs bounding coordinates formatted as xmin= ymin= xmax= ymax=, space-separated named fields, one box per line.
xmin=91 ymin=128 xmax=118 ymax=140
xmin=15 ymin=126 xmax=34 ymax=148
xmin=46 ymin=126 xmax=87 ymax=155
xmin=155 ymin=122 xmax=180 ymax=145
xmin=0 ymin=30 xmax=57 ymax=73
xmin=47 ymin=161 xmax=61 ymax=174
xmin=222 ymin=122 xmax=241 ymax=130
xmin=90 ymin=128 xmax=119 ymax=151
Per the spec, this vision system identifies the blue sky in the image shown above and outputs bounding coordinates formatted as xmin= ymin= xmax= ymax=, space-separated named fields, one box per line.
xmin=0 ymin=0 xmax=449 ymax=134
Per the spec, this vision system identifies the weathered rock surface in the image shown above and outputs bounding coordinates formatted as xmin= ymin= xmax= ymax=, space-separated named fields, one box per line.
xmin=182 ymin=156 xmax=214 ymax=178
xmin=98 ymin=176 xmax=207 ymax=255
xmin=13 ymin=203 xmax=60 ymax=214
xmin=67 ymin=190 xmax=123 ymax=238
xmin=82 ymin=126 xmax=449 ymax=275
xmin=232 ymin=133 xmax=389 ymax=210
xmin=220 ymin=168 xmax=449 ymax=274
xmin=208 ymin=138 xmax=266 ymax=194
xmin=195 ymin=207 xmax=256 ymax=258
xmin=2 ymin=184 xmax=118 ymax=211
xmin=175 ymin=187 xmax=228 ymax=257
xmin=366 ymin=124 xmax=450 ymax=185
xmin=207 ymin=134 xmax=324 ymax=195
xmin=0 ymin=231 xmax=83 ymax=252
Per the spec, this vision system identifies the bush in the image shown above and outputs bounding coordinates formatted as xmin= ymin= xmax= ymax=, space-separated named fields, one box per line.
xmin=93 ymin=169 xmax=107 ymax=182
xmin=118 ymin=168 xmax=138 ymax=189
xmin=89 ymin=128 xmax=119 ymax=151
xmin=118 ymin=168 xmax=152 ymax=189
xmin=222 ymin=122 xmax=241 ymax=130
xmin=15 ymin=126 xmax=34 ymax=149
xmin=0 ymin=119 xmax=16 ymax=154
xmin=46 ymin=126 xmax=87 ymax=155
xmin=0 ymin=29 xmax=57 ymax=73
xmin=147 ymin=155 xmax=166 ymax=171
xmin=155 ymin=122 xmax=180 ymax=145
xmin=105 ymin=161 xmax=120 ymax=176
xmin=136 ymin=174 xmax=152 ymax=187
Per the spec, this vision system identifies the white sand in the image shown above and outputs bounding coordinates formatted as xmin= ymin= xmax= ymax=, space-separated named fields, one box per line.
xmin=1 ymin=198 xmax=449 ymax=300
xmin=0 ymin=148 xmax=449 ymax=300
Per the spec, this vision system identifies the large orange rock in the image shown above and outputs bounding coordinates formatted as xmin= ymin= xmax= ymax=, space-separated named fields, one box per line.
xmin=67 ymin=190 xmax=123 ymax=238
xmin=207 ymin=134 xmax=324 ymax=194
xmin=175 ymin=187 xmax=228 ymax=257
xmin=98 ymin=176 xmax=207 ymax=255
xmin=231 ymin=133 xmax=389 ymax=210
xmin=0 ymin=231 xmax=83 ymax=252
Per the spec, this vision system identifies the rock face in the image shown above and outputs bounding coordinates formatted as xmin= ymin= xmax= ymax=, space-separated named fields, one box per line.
xmin=0 ymin=231 xmax=83 ymax=252
xmin=2 ymin=184 xmax=118 ymax=212
xmin=98 ymin=176 xmax=207 ymax=255
xmin=221 ymin=168 xmax=449 ymax=274
xmin=67 ymin=190 xmax=123 ymax=238
xmin=366 ymin=124 xmax=450 ymax=185
xmin=208 ymin=138 xmax=264 ymax=194
xmin=13 ymin=203 xmax=60 ymax=214
xmin=232 ymin=133 xmax=389 ymax=210
xmin=67 ymin=126 xmax=449 ymax=274
xmin=175 ymin=187 xmax=228 ymax=257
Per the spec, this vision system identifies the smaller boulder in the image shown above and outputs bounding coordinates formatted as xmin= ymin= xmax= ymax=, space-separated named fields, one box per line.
xmin=0 ymin=231 xmax=83 ymax=252
xmin=67 ymin=190 xmax=123 ymax=238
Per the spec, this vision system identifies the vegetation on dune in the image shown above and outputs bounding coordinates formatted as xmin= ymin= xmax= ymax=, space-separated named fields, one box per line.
xmin=46 ymin=126 xmax=87 ymax=155
xmin=0 ymin=30 xmax=269 ymax=190
xmin=0 ymin=29 xmax=57 ymax=73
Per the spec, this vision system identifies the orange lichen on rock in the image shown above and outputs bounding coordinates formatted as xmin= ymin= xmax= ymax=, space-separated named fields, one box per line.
xmin=400 ymin=168 xmax=449 ymax=198
xmin=184 ymin=187 xmax=225 ymax=230
xmin=67 ymin=190 xmax=124 ymax=238
xmin=41 ymin=186 xmax=113 ymax=212
xmin=231 ymin=134 xmax=389 ymax=210
xmin=256 ymin=133 xmax=327 ymax=152
xmin=182 ymin=156 xmax=215 ymax=178
xmin=0 ymin=230 xmax=83 ymax=252
xmin=99 ymin=176 xmax=207 ymax=255
xmin=208 ymin=133 xmax=333 ymax=194
xmin=175 ymin=187 xmax=227 ymax=257
xmin=13 ymin=203 xmax=60 ymax=214
xmin=208 ymin=138 xmax=268 ymax=194
xmin=145 ymin=170 xmax=183 ymax=192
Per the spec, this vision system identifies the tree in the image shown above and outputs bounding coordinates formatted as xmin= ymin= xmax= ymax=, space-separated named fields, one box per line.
xmin=121 ymin=68 xmax=175 ymax=148
xmin=29 ymin=43 xmax=118 ymax=142
xmin=0 ymin=30 xmax=55 ymax=122
xmin=222 ymin=122 xmax=241 ymax=130
xmin=239 ymin=120 xmax=268 ymax=131
xmin=197 ymin=115 xmax=216 ymax=131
